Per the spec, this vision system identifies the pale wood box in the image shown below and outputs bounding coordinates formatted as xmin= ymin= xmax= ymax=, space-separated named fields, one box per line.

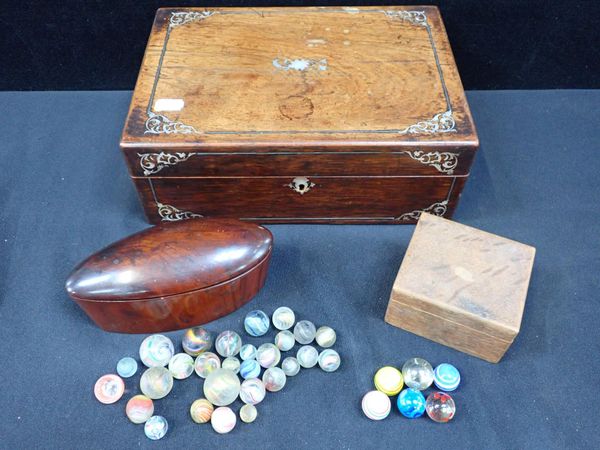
xmin=385 ymin=213 xmax=536 ymax=363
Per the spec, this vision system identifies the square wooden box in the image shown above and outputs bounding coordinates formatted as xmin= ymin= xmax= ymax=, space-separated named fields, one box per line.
xmin=385 ymin=213 xmax=536 ymax=363
xmin=121 ymin=6 xmax=478 ymax=224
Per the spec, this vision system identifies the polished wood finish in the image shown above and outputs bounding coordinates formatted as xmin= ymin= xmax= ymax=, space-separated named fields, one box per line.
xmin=385 ymin=213 xmax=536 ymax=363
xmin=65 ymin=219 xmax=273 ymax=333
xmin=121 ymin=6 xmax=478 ymax=224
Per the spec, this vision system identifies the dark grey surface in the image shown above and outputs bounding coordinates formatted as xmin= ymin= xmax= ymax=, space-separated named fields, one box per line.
xmin=0 ymin=91 xmax=598 ymax=449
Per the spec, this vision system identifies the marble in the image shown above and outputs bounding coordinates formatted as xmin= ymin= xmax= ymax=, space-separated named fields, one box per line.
xmin=239 ymin=378 xmax=266 ymax=405
xmin=222 ymin=357 xmax=241 ymax=374
xmin=139 ymin=334 xmax=175 ymax=368
xmin=426 ymin=392 xmax=456 ymax=423
xmin=194 ymin=352 xmax=221 ymax=378
xmin=211 ymin=407 xmax=237 ymax=434
xmin=239 ymin=359 xmax=261 ymax=380
xmin=274 ymin=330 xmax=295 ymax=351
xmin=190 ymin=398 xmax=214 ymax=424
xmin=240 ymin=404 xmax=258 ymax=423
xmin=244 ymin=310 xmax=270 ymax=336
xmin=256 ymin=343 xmax=281 ymax=369
xmin=297 ymin=345 xmax=319 ymax=368
xmin=203 ymin=368 xmax=241 ymax=406
xmin=293 ymin=320 xmax=316 ymax=344
xmin=318 ymin=349 xmax=341 ymax=373
xmin=168 ymin=353 xmax=194 ymax=379
xmin=315 ymin=326 xmax=337 ymax=348
xmin=402 ymin=357 xmax=434 ymax=391
xmin=361 ymin=390 xmax=391 ymax=421
xmin=262 ymin=367 xmax=286 ymax=392
xmin=126 ymin=395 xmax=154 ymax=424
xmin=182 ymin=326 xmax=213 ymax=356
xmin=215 ymin=330 xmax=242 ymax=357
xmin=272 ymin=306 xmax=296 ymax=330
xmin=433 ymin=363 xmax=461 ymax=392
xmin=116 ymin=357 xmax=138 ymax=378
xmin=94 ymin=374 xmax=124 ymax=404
xmin=397 ymin=388 xmax=426 ymax=418
xmin=144 ymin=415 xmax=168 ymax=440
xmin=140 ymin=367 xmax=173 ymax=400
xmin=281 ymin=357 xmax=301 ymax=377
xmin=374 ymin=366 xmax=404 ymax=396
xmin=239 ymin=344 xmax=257 ymax=361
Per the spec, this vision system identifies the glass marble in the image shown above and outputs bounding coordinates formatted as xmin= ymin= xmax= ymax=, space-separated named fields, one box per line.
xmin=315 ymin=326 xmax=337 ymax=348
xmin=139 ymin=334 xmax=175 ymax=368
xmin=244 ymin=310 xmax=270 ymax=336
xmin=425 ymin=392 xmax=456 ymax=423
xmin=272 ymin=306 xmax=295 ymax=330
xmin=255 ymin=343 xmax=281 ymax=369
xmin=374 ymin=366 xmax=403 ymax=396
xmin=397 ymin=388 xmax=426 ymax=419
xmin=296 ymin=345 xmax=319 ymax=368
xmin=203 ymin=368 xmax=241 ymax=406
xmin=274 ymin=330 xmax=295 ymax=351
xmin=190 ymin=398 xmax=214 ymax=424
xmin=211 ymin=406 xmax=237 ymax=434
xmin=281 ymin=357 xmax=301 ymax=377
xmin=239 ymin=359 xmax=261 ymax=380
xmin=239 ymin=378 xmax=266 ymax=405
xmin=182 ymin=326 xmax=213 ymax=356
xmin=318 ymin=349 xmax=341 ymax=373
xmin=433 ymin=363 xmax=461 ymax=392
xmin=194 ymin=352 xmax=221 ymax=378
xmin=402 ymin=357 xmax=434 ymax=391
xmin=144 ymin=415 xmax=168 ymax=440
xmin=293 ymin=320 xmax=316 ymax=345
xmin=240 ymin=404 xmax=258 ymax=424
xmin=262 ymin=367 xmax=286 ymax=392
xmin=140 ymin=367 xmax=174 ymax=400
xmin=126 ymin=395 xmax=154 ymax=424
xmin=361 ymin=390 xmax=391 ymax=421
xmin=215 ymin=330 xmax=242 ymax=357
xmin=116 ymin=357 xmax=138 ymax=378
xmin=168 ymin=353 xmax=194 ymax=379
xmin=239 ymin=344 xmax=257 ymax=361
xmin=222 ymin=357 xmax=241 ymax=374
xmin=94 ymin=374 xmax=124 ymax=404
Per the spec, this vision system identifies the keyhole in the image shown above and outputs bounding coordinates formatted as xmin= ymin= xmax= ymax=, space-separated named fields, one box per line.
xmin=297 ymin=183 xmax=305 ymax=191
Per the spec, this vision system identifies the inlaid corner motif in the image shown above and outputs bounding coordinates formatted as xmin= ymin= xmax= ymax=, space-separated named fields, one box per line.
xmin=144 ymin=112 xmax=199 ymax=135
xmin=384 ymin=10 xmax=427 ymax=26
xmin=396 ymin=200 xmax=448 ymax=222
xmin=169 ymin=11 xmax=214 ymax=28
xmin=138 ymin=152 xmax=197 ymax=175
xmin=405 ymin=150 xmax=458 ymax=174
xmin=398 ymin=110 xmax=456 ymax=135
xmin=157 ymin=202 xmax=203 ymax=221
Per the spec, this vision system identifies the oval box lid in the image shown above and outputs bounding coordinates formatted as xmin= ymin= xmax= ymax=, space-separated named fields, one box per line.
xmin=65 ymin=219 xmax=273 ymax=333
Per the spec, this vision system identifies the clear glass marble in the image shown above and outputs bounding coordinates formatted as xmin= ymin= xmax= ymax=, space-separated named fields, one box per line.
xmin=194 ymin=352 xmax=221 ymax=378
xmin=139 ymin=334 xmax=175 ymax=368
xmin=272 ymin=306 xmax=296 ymax=330
xmin=168 ymin=353 xmax=194 ymax=380
xmin=244 ymin=310 xmax=270 ymax=336
xmin=239 ymin=359 xmax=261 ymax=380
xmin=140 ymin=367 xmax=173 ymax=400
xmin=94 ymin=374 xmax=124 ymax=404
xmin=126 ymin=395 xmax=154 ymax=424
xmin=281 ymin=357 xmax=301 ymax=377
xmin=318 ymin=349 xmax=341 ymax=372
xmin=255 ymin=343 xmax=281 ymax=369
xmin=262 ymin=367 xmax=286 ymax=392
xmin=144 ymin=415 xmax=168 ymax=440
xmin=215 ymin=330 xmax=242 ymax=357
xmin=211 ymin=407 xmax=237 ymax=434
xmin=293 ymin=320 xmax=316 ymax=345
xmin=182 ymin=326 xmax=213 ymax=356
xmin=116 ymin=357 xmax=138 ymax=378
xmin=239 ymin=344 xmax=257 ymax=361
xmin=222 ymin=357 xmax=241 ymax=374
xmin=297 ymin=345 xmax=319 ymax=368
xmin=402 ymin=357 xmax=434 ymax=391
xmin=274 ymin=330 xmax=295 ymax=351
xmin=203 ymin=368 xmax=241 ymax=406
xmin=239 ymin=378 xmax=266 ymax=405
xmin=190 ymin=398 xmax=214 ymax=424
xmin=240 ymin=404 xmax=258 ymax=423
xmin=315 ymin=326 xmax=337 ymax=348
xmin=425 ymin=392 xmax=456 ymax=423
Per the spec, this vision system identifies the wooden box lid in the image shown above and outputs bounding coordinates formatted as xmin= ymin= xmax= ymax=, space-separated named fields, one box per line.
xmin=121 ymin=6 xmax=477 ymax=150
xmin=386 ymin=213 xmax=536 ymax=361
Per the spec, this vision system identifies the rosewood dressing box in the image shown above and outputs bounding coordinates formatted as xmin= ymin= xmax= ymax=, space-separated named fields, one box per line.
xmin=121 ymin=6 xmax=478 ymax=224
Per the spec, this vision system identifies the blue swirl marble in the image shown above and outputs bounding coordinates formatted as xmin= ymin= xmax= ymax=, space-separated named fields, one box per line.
xmin=433 ymin=363 xmax=461 ymax=391
xmin=397 ymin=388 xmax=426 ymax=418
xmin=116 ymin=357 xmax=138 ymax=378
xmin=239 ymin=359 xmax=261 ymax=380
xmin=244 ymin=310 xmax=270 ymax=337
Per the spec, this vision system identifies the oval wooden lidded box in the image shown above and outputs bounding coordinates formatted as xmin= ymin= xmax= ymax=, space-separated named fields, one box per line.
xmin=65 ymin=219 xmax=272 ymax=333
